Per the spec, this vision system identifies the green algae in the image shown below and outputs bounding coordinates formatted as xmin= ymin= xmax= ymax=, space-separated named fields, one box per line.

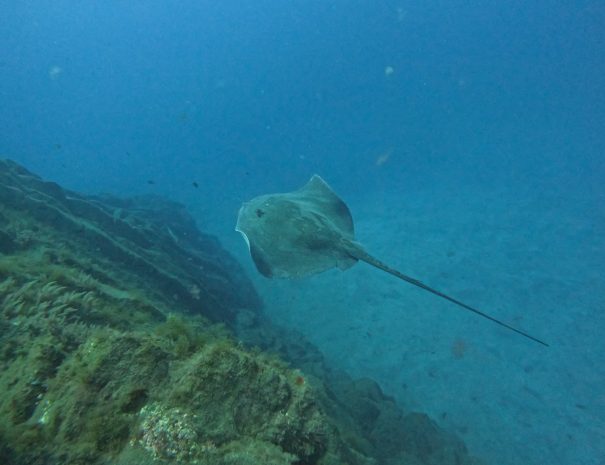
xmin=0 ymin=160 xmax=484 ymax=465
xmin=1 ymin=323 xmax=358 ymax=465
xmin=0 ymin=261 xmax=362 ymax=465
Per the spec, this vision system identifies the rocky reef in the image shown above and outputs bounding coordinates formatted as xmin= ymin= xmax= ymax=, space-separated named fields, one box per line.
xmin=0 ymin=159 xmax=484 ymax=465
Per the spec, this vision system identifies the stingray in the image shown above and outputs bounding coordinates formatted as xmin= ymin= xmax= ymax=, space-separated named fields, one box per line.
xmin=236 ymin=175 xmax=548 ymax=346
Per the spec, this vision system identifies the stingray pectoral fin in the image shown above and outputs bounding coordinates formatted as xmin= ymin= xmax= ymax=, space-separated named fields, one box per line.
xmin=349 ymin=247 xmax=549 ymax=347
xmin=249 ymin=243 xmax=274 ymax=278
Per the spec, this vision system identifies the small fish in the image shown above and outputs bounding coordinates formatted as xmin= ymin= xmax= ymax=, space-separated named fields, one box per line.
xmin=192 ymin=181 xmax=199 ymax=188
xmin=147 ymin=180 xmax=155 ymax=185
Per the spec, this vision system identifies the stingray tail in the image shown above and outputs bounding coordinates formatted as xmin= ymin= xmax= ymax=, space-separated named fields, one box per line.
xmin=355 ymin=251 xmax=549 ymax=347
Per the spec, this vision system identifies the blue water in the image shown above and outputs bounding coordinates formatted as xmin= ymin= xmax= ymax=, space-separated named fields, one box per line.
xmin=1 ymin=2 xmax=604 ymax=464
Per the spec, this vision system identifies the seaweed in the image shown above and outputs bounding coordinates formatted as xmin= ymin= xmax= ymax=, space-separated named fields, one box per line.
xmin=0 ymin=160 xmax=484 ymax=465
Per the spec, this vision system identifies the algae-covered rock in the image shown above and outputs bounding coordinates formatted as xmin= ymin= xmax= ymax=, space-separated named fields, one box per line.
xmin=0 ymin=313 xmax=340 ymax=465
xmin=0 ymin=158 xmax=260 ymax=324
xmin=3 ymin=324 xmax=367 ymax=465
xmin=0 ymin=160 xmax=484 ymax=465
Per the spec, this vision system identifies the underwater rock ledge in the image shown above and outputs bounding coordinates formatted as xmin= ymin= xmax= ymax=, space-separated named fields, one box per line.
xmin=0 ymin=159 xmax=261 ymax=324
xmin=0 ymin=159 xmax=484 ymax=465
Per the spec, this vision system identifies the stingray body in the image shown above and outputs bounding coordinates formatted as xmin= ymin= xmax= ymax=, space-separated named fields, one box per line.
xmin=236 ymin=175 xmax=548 ymax=346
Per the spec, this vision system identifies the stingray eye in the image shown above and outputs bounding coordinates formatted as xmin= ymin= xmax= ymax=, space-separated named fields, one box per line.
xmin=255 ymin=209 xmax=265 ymax=218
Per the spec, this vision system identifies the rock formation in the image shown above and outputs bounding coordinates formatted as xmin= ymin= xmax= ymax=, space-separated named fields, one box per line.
xmin=0 ymin=159 xmax=483 ymax=465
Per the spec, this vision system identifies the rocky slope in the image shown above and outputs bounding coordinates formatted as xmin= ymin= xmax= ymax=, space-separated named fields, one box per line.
xmin=0 ymin=159 xmax=483 ymax=465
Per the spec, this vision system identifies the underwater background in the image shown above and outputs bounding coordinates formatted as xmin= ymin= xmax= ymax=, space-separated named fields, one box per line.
xmin=1 ymin=1 xmax=604 ymax=464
